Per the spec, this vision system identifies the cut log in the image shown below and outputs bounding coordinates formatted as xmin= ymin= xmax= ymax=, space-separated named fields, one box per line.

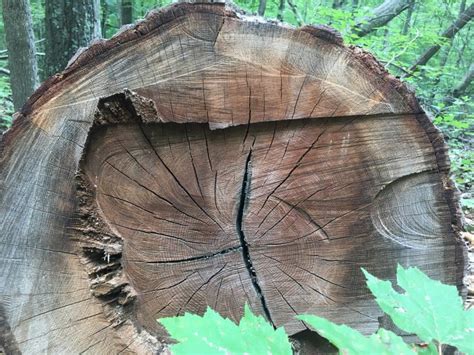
xmin=0 ymin=2 xmax=466 ymax=354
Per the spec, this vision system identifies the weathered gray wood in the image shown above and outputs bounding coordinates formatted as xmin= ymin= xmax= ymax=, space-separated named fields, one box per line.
xmin=0 ymin=2 xmax=466 ymax=353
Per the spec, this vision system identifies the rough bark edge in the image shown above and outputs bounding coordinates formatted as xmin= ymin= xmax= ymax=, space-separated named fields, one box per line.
xmin=71 ymin=91 xmax=166 ymax=352
xmin=413 ymin=112 xmax=468 ymax=291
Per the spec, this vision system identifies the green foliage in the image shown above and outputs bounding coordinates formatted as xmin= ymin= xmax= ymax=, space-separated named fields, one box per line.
xmin=363 ymin=265 xmax=474 ymax=354
xmin=158 ymin=304 xmax=292 ymax=355
xmin=159 ymin=266 xmax=473 ymax=355
xmin=297 ymin=315 xmax=418 ymax=355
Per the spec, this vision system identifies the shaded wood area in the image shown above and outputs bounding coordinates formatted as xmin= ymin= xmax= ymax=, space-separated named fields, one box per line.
xmin=0 ymin=2 xmax=466 ymax=353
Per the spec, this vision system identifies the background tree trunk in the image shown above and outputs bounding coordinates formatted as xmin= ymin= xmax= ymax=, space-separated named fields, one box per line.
xmin=44 ymin=0 xmax=101 ymax=78
xmin=0 ymin=2 xmax=466 ymax=353
xmin=277 ymin=0 xmax=285 ymax=20
xmin=287 ymin=0 xmax=303 ymax=25
xmin=354 ymin=0 xmax=411 ymax=37
xmin=332 ymin=0 xmax=346 ymax=9
xmin=401 ymin=0 xmax=415 ymax=35
xmin=452 ymin=63 xmax=473 ymax=97
xmin=121 ymin=0 xmax=133 ymax=25
xmin=101 ymin=0 xmax=108 ymax=37
xmin=1 ymin=0 xmax=38 ymax=111
xmin=429 ymin=0 xmax=467 ymax=97
xmin=258 ymin=0 xmax=267 ymax=16
xmin=444 ymin=63 xmax=473 ymax=105
xmin=405 ymin=3 xmax=474 ymax=77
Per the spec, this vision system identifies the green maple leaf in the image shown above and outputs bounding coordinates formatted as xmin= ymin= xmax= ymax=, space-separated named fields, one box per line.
xmin=363 ymin=265 xmax=474 ymax=354
xmin=298 ymin=314 xmax=417 ymax=355
xmin=158 ymin=304 xmax=292 ymax=355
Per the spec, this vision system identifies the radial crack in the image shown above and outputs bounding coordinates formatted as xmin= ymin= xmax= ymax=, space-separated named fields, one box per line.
xmin=128 ymin=245 xmax=242 ymax=264
xmin=237 ymin=149 xmax=275 ymax=327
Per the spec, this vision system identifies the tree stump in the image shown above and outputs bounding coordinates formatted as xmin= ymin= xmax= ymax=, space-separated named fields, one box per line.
xmin=0 ymin=2 xmax=466 ymax=354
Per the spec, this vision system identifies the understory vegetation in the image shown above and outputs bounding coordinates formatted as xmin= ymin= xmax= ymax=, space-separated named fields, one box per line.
xmin=0 ymin=0 xmax=472 ymax=215
xmin=159 ymin=266 xmax=474 ymax=355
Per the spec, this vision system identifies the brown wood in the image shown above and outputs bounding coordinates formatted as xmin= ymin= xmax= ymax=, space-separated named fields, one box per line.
xmin=0 ymin=2 xmax=466 ymax=353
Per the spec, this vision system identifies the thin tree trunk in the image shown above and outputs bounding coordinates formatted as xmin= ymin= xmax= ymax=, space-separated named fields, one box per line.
xmin=277 ymin=0 xmax=285 ymax=21
xmin=354 ymin=0 xmax=411 ymax=37
xmin=429 ymin=41 xmax=453 ymax=97
xmin=430 ymin=0 xmax=466 ymax=96
xmin=332 ymin=0 xmax=346 ymax=8
xmin=405 ymin=3 xmax=474 ymax=77
xmin=121 ymin=0 xmax=133 ymax=25
xmin=444 ymin=63 xmax=474 ymax=104
xmin=287 ymin=0 xmax=303 ymax=26
xmin=101 ymin=0 xmax=108 ymax=37
xmin=455 ymin=27 xmax=470 ymax=67
xmin=2 ymin=0 xmax=39 ymax=111
xmin=401 ymin=0 xmax=415 ymax=35
xmin=44 ymin=0 xmax=102 ymax=78
xmin=258 ymin=0 xmax=266 ymax=16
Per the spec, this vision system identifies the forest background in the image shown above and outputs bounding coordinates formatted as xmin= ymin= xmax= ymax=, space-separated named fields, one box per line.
xmin=0 ymin=0 xmax=472 ymax=219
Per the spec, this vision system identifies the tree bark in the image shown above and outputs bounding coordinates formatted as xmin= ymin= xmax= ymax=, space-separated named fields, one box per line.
xmin=405 ymin=3 xmax=474 ymax=77
xmin=287 ymin=0 xmax=303 ymax=25
xmin=401 ymin=0 xmax=415 ymax=35
xmin=101 ymin=0 xmax=108 ymax=37
xmin=430 ymin=0 xmax=467 ymax=96
xmin=1 ymin=0 xmax=38 ymax=111
xmin=277 ymin=0 xmax=285 ymax=20
xmin=0 ymin=2 xmax=466 ymax=353
xmin=121 ymin=0 xmax=133 ymax=25
xmin=258 ymin=0 xmax=266 ymax=16
xmin=354 ymin=0 xmax=411 ymax=37
xmin=443 ymin=63 xmax=474 ymax=105
xmin=452 ymin=63 xmax=473 ymax=98
xmin=44 ymin=0 xmax=101 ymax=78
xmin=332 ymin=0 xmax=346 ymax=9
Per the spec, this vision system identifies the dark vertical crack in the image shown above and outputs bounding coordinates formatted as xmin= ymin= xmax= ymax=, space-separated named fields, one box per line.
xmin=237 ymin=150 xmax=275 ymax=327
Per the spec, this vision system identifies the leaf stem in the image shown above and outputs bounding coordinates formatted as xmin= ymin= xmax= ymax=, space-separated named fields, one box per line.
xmin=437 ymin=342 xmax=443 ymax=355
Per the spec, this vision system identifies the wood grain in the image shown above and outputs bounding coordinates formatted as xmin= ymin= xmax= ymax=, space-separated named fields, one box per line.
xmin=0 ymin=2 xmax=466 ymax=353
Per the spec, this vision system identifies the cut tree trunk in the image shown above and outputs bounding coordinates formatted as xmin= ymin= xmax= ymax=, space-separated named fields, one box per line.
xmin=0 ymin=2 xmax=466 ymax=354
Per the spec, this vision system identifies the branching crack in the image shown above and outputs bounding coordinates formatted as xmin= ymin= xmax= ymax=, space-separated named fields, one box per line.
xmin=237 ymin=149 xmax=275 ymax=327
xmin=128 ymin=245 xmax=241 ymax=264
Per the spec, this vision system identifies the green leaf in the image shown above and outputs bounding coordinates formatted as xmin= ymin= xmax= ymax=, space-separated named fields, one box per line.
xmin=158 ymin=305 xmax=292 ymax=355
xmin=298 ymin=315 xmax=415 ymax=355
xmin=462 ymin=198 xmax=474 ymax=210
xmin=363 ymin=265 xmax=474 ymax=354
